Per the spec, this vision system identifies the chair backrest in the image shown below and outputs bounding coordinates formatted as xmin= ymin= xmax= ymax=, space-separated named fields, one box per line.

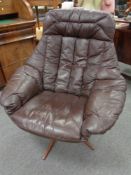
xmin=41 ymin=9 xmax=117 ymax=96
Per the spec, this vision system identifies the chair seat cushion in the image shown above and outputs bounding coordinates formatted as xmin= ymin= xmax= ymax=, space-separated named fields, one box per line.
xmin=11 ymin=91 xmax=87 ymax=142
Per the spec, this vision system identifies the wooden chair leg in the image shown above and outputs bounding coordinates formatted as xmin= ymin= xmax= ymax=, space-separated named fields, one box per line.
xmin=83 ymin=140 xmax=95 ymax=151
xmin=42 ymin=139 xmax=56 ymax=160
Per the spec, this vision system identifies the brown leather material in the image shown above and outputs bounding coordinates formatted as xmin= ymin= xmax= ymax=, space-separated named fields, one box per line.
xmin=0 ymin=9 xmax=126 ymax=141
xmin=11 ymin=91 xmax=86 ymax=141
xmin=0 ymin=65 xmax=43 ymax=115
xmin=44 ymin=9 xmax=115 ymax=40
xmin=82 ymin=75 xmax=126 ymax=136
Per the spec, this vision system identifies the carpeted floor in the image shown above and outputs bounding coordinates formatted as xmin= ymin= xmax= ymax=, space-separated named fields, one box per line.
xmin=0 ymin=79 xmax=131 ymax=175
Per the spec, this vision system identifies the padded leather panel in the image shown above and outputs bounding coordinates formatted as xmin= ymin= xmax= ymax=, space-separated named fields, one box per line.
xmin=43 ymin=35 xmax=113 ymax=97
xmin=42 ymin=10 xmax=116 ymax=97
xmin=44 ymin=9 xmax=115 ymax=40
xmin=11 ymin=91 xmax=86 ymax=141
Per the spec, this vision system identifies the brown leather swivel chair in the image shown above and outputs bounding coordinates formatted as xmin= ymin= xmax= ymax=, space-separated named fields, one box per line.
xmin=0 ymin=9 xmax=126 ymax=160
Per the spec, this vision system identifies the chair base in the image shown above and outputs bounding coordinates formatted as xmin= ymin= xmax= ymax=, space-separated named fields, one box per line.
xmin=83 ymin=140 xmax=95 ymax=150
xmin=42 ymin=139 xmax=94 ymax=160
xmin=42 ymin=139 xmax=56 ymax=160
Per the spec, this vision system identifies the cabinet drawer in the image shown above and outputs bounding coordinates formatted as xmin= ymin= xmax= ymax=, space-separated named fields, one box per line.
xmin=3 ymin=61 xmax=21 ymax=81
xmin=3 ymin=58 xmax=28 ymax=81
xmin=0 ymin=39 xmax=34 ymax=68
xmin=0 ymin=27 xmax=35 ymax=45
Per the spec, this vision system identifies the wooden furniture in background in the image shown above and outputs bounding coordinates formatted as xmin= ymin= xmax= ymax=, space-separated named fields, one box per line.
xmin=28 ymin=0 xmax=61 ymax=8
xmin=0 ymin=0 xmax=36 ymax=88
xmin=115 ymin=26 xmax=131 ymax=65
xmin=114 ymin=0 xmax=131 ymax=67
xmin=0 ymin=65 xmax=5 ymax=88
xmin=27 ymin=0 xmax=61 ymax=28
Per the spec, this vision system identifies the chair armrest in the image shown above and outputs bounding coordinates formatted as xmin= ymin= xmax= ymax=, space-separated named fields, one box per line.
xmin=0 ymin=65 xmax=42 ymax=115
xmin=82 ymin=75 xmax=127 ymax=136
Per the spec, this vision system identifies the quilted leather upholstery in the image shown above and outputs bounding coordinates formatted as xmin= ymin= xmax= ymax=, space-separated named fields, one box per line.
xmin=0 ymin=10 xmax=126 ymax=141
xmin=12 ymin=91 xmax=86 ymax=141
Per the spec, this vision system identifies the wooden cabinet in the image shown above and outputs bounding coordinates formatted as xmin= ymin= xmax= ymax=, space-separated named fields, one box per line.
xmin=0 ymin=66 xmax=5 ymax=88
xmin=0 ymin=39 xmax=34 ymax=81
xmin=0 ymin=0 xmax=16 ymax=15
xmin=0 ymin=0 xmax=36 ymax=88
xmin=28 ymin=0 xmax=61 ymax=8
xmin=115 ymin=27 xmax=131 ymax=65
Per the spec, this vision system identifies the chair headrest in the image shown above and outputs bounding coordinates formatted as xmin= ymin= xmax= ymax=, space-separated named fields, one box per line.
xmin=44 ymin=9 xmax=115 ymax=41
